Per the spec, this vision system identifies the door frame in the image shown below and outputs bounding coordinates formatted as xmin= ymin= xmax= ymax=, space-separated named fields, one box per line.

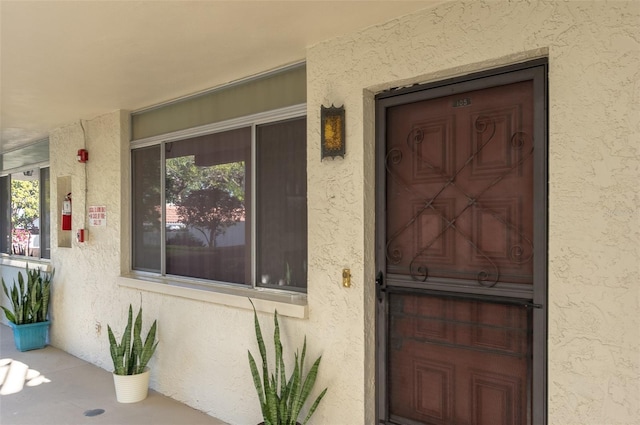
xmin=374 ymin=59 xmax=548 ymax=425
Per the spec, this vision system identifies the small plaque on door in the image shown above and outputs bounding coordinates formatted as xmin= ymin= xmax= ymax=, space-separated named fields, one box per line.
xmin=453 ymin=97 xmax=472 ymax=107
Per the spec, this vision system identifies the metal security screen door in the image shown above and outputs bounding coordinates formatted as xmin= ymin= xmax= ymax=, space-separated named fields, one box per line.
xmin=375 ymin=61 xmax=547 ymax=425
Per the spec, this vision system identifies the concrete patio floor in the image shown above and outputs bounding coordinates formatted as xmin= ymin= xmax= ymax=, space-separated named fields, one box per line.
xmin=0 ymin=324 xmax=228 ymax=425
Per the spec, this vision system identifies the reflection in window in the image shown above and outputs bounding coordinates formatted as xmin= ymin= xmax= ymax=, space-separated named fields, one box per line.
xmin=165 ymin=127 xmax=250 ymax=283
xmin=0 ymin=168 xmax=50 ymax=259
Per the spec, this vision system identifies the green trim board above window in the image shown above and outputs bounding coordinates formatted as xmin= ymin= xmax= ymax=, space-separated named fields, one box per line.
xmin=1 ymin=139 xmax=49 ymax=172
xmin=132 ymin=64 xmax=306 ymax=140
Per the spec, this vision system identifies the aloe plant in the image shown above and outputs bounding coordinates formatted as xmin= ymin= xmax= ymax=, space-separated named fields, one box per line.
xmin=1 ymin=266 xmax=54 ymax=325
xmin=108 ymin=304 xmax=158 ymax=375
xmin=248 ymin=301 xmax=327 ymax=425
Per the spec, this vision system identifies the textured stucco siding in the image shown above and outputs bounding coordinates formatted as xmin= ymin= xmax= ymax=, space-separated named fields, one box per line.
xmin=1 ymin=1 xmax=636 ymax=425
xmin=48 ymin=111 xmax=132 ymax=364
xmin=306 ymin=1 xmax=639 ymax=424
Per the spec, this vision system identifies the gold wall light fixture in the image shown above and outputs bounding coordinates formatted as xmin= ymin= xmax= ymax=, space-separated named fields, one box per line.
xmin=321 ymin=104 xmax=345 ymax=160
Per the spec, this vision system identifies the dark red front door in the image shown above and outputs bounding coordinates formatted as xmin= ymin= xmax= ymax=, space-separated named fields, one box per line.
xmin=376 ymin=63 xmax=547 ymax=425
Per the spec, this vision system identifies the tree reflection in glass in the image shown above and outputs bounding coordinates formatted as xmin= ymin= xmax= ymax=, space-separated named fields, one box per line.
xmin=165 ymin=127 xmax=250 ymax=284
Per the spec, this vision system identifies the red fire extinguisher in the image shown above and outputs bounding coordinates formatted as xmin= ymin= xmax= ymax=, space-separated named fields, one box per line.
xmin=62 ymin=193 xmax=72 ymax=231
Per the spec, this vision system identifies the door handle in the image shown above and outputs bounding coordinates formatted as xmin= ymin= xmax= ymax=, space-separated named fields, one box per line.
xmin=376 ymin=271 xmax=386 ymax=303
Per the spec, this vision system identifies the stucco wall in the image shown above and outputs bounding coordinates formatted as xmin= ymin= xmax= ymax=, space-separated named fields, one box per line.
xmin=5 ymin=1 xmax=634 ymax=425
xmin=307 ymin=1 xmax=639 ymax=424
xmin=48 ymin=111 xmax=132 ymax=362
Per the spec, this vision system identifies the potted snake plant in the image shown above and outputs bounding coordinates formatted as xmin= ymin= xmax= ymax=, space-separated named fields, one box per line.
xmin=107 ymin=304 xmax=158 ymax=403
xmin=1 ymin=265 xmax=54 ymax=351
xmin=248 ymin=300 xmax=327 ymax=425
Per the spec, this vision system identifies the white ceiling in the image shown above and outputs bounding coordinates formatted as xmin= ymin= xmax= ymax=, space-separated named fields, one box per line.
xmin=0 ymin=0 xmax=442 ymax=155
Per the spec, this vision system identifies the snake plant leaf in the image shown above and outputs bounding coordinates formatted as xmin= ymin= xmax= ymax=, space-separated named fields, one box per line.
xmin=248 ymin=351 xmax=266 ymax=407
xmin=250 ymin=300 xmax=278 ymax=424
xmin=248 ymin=299 xmax=327 ymax=425
xmin=266 ymin=374 xmax=278 ymax=424
xmin=13 ymin=288 xmax=23 ymax=324
xmin=253 ymin=306 xmax=269 ymax=380
xmin=122 ymin=305 xmax=134 ymax=374
xmin=32 ymin=299 xmax=42 ymax=321
xmin=132 ymin=306 xmax=143 ymax=373
xmin=107 ymin=304 xmax=158 ymax=376
xmin=250 ymin=300 xmax=276 ymax=423
xmin=16 ymin=275 xmax=27 ymax=324
xmin=1 ymin=306 xmax=16 ymax=324
xmin=290 ymin=338 xmax=309 ymax=423
xmin=138 ymin=319 xmax=158 ymax=373
xmin=295 ymin=355 xmax=322 ymax=418
xmin=27 ymin=269 xmax=36 ymax=305
xmin=17 ymin=271 xmax=24 ymax=295
xmin=2 ymin=278 xmax=17 ymax=323
xmin=278 ymin=372 xmax=290 ymax=424
xmin=41 ymin=279 xmax=50 ymax=322
xmin=274 ymin=310 xmax=287 ymax=400
xmin=9 ymin=284 xmax=19 ymax=310
xmin=43 ymin=269 xmax=53 ymax=321
xmin=1 ymin=278 xmax=9 ymax=299
xmin=288 ymin=352 xmax=303 ymax=424
xmin=108 ymin=325 xmax=125 ymax=375
xmin=301 ymin=387 xmax=328 ymax=425
xmin=12 ymin=284 xmax=24 ymax=324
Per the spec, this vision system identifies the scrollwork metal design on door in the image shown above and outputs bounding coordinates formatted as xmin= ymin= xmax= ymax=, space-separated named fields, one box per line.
xmin=385 ymin=115 xmax=533 ymax=287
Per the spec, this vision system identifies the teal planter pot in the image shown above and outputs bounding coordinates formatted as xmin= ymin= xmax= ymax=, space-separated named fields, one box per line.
xmin=9 ymin=321 xmax=50 ymax=352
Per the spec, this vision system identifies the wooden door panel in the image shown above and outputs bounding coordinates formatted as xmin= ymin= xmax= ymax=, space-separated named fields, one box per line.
xmin=385 ymin=81 xmax=534 ymax=286
xmin=388 ymin=293 xmax=531 ymax=425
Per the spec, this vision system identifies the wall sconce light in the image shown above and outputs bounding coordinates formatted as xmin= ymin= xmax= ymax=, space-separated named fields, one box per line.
xmin=321 ymin=104 xmax=345 ymax=160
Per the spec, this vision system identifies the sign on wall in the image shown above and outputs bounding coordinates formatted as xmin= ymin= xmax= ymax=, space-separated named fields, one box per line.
xmin=88 ymin=206 xmax=107 ymax=227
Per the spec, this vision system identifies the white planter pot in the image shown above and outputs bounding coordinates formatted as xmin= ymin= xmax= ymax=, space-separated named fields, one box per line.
xmin=112 ymin=368 xmax=150 ymax=403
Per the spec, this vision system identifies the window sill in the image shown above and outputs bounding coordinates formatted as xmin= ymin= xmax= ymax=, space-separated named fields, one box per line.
xmin=117 ymin=273 xmax=308 ymax=319
xmin=0 ymin=256 xmax=52 ymax=271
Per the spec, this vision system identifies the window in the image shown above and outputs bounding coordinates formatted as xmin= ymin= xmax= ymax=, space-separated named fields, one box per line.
xmin=0 ymin=167 xmax=51 ymax=260
xmin=132 ymin=114 xmax=307 ymax=292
